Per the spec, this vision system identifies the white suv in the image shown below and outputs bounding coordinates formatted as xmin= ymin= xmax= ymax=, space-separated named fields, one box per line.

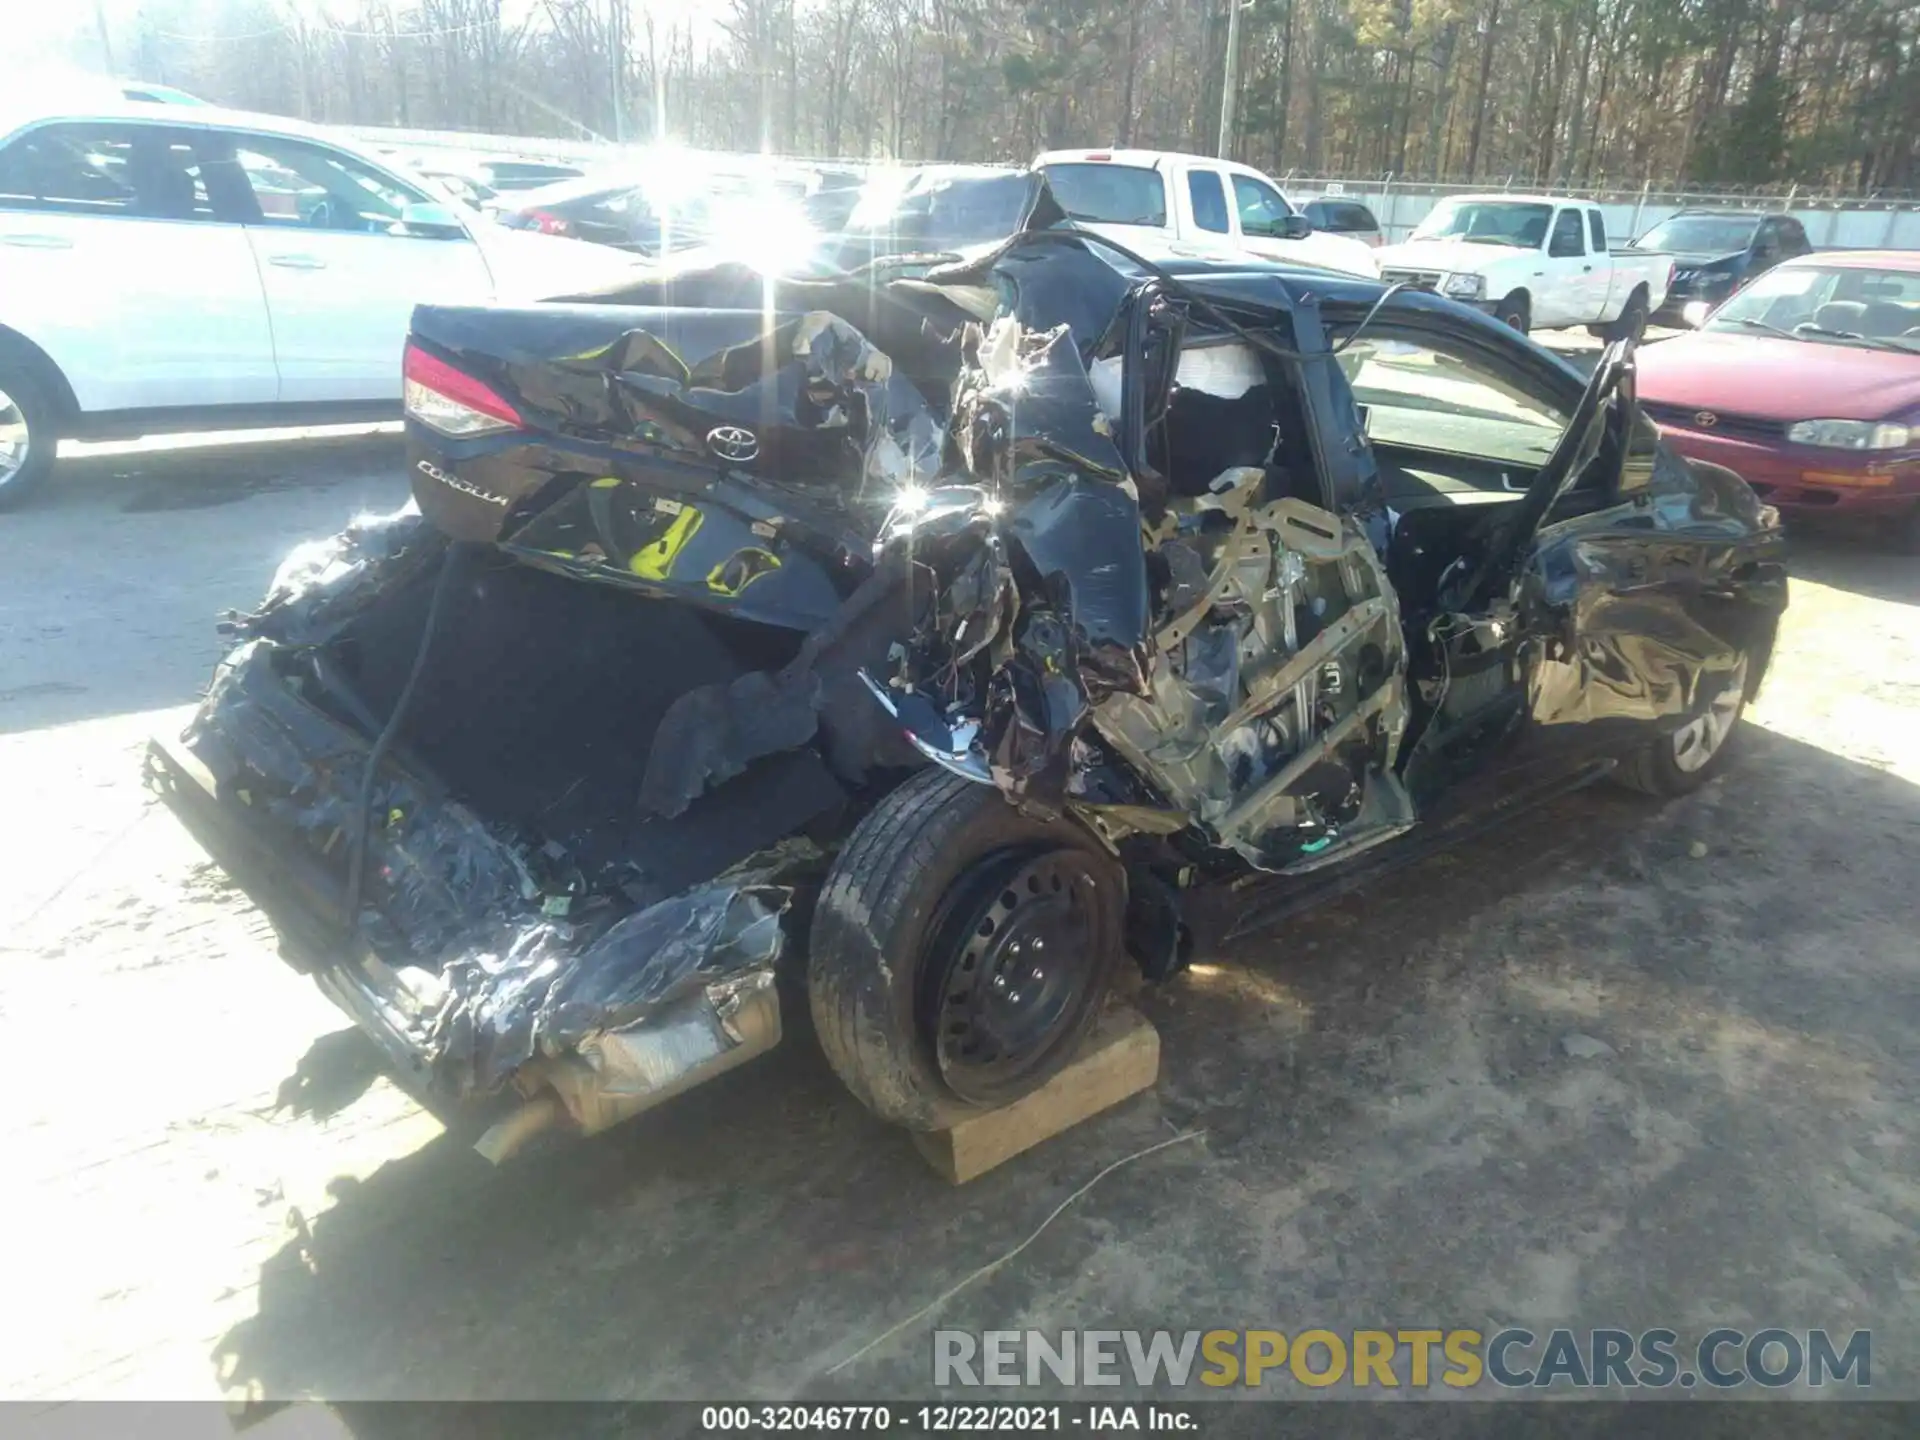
xmin=0 ymin=98 xmax=640 ymax=507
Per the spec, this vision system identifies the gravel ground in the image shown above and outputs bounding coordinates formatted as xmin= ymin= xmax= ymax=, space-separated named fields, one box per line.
xmin=3 ymin=404 xmax=1916 ymax=1415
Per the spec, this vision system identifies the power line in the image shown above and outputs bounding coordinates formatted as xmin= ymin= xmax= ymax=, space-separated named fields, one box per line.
xmin=153 ymin=14 xmax=513 ymax=44
xmin=317 ymin=16 xmax=513 ymax=40
xmin=153 ymin=23 xmax=288 ymax=42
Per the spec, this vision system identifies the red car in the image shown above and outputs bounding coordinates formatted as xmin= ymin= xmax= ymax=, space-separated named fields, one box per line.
xmin=1636 ymin=250 xmax=1920 ymax=548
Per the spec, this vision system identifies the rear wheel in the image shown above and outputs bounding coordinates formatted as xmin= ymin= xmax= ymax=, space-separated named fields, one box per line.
xmin=1494 ymin=294 xmax=1530 ymax=334
xmin=0 ymin=367 xmax=58 ymax=511
xmin=808 ymin=769 xmax=1126 ymax=1130
xmin=1611 ymin=652 xmax=1751 ymax=797
xmin=1592 ymin=286 xmax=1649 ymax=343
xmin=1896 ymin=502 xmax=1920 ymax=555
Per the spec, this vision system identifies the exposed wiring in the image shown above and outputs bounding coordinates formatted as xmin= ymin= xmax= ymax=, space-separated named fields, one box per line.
xmin=343 ymin=541 xmax=468 ymax=934
xmin=822 ymin=1127 xmax=1207 ymax=1376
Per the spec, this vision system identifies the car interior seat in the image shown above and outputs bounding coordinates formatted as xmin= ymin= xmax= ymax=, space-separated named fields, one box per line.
xmin=1859 ymin=301 xmax=1915 ymax=338
xmin=135 ymin=158 xmax=202 ymax=220
xmin=1812 ymin=301 xmax=1868 ymax=333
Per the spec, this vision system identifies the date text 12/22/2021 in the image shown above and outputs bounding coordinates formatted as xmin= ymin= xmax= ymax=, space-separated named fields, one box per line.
xmin=700 ymin=1404 xmax=1197 ymax=1432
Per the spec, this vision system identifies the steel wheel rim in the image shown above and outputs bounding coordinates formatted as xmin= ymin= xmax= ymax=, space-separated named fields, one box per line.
xmin=1672 ymin=656 xmax=1749 ymax=773
xmin=0 ymin=388 xmax=28 ymax=486
xmin=921 ymin=848 xmax=1112 ymax=1106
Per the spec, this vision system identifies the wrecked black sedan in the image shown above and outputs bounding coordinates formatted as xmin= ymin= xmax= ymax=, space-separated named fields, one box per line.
xmin=149 ymin=195 xmax=1787 ymax=1159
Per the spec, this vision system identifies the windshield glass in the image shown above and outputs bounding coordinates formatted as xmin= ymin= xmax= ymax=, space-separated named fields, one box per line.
xmin=1706 ymin=264 xmax=1920 ymax=348
xmin=1409 ymin=199 xmax=1552 ymax=247
xmin=843 ymin=170 xmax=1030 ymax=241
xmin=1637 ymin=215 xmax=1759 ymax=253
xmin=1038 ymin=163 xmax=1167 ymax=226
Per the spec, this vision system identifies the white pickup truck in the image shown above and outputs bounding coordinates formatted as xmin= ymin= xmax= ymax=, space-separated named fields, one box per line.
xmin=1034 ymin=148 xmax=1380 ymax=278
xmin=1376 ymin=194 xmax=1671 ymax=336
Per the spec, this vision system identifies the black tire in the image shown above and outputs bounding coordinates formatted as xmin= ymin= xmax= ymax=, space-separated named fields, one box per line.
xmin=1895 ymin=502 xmax=1920 ymax=555
xmin=808 ymin=769 xmax=1126 ymax=1130
xmin=1610 ymin=647 xmax=1758 ymax=797
xmin=0 ymin=366 xmax=59 ymax=511
xmin=1494 ymin=294 xmax=1530 ymax=334
xmin=1601 ymin=287 xmax=1650 ymax=344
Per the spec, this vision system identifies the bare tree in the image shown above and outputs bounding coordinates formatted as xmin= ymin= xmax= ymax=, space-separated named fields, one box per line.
xmin=89 ymin=0 xmax=1920 ymax=188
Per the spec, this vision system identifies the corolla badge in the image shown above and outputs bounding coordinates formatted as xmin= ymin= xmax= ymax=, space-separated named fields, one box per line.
xmin=707 ymin=425 xmax=759 ymax=463
xmin=415 ymin=458 xmax=508 ymax=506
xmin=1694 ymin=411 xmax=1719 ymax=429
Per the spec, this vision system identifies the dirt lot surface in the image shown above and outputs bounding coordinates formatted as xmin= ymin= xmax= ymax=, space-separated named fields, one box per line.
xmin=4 ymin=407 xmax=1917 ymax=1416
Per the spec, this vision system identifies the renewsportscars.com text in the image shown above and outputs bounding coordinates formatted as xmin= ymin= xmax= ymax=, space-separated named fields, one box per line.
xmin=932 ymin=1327 xmax=1871 ymax=1391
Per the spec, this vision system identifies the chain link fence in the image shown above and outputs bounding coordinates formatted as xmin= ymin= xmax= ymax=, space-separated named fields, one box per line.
xmin=345 ymin=122 xmax=1920 ymax=251
xmin=1275 ymin=174 xmax=1920 ymax=249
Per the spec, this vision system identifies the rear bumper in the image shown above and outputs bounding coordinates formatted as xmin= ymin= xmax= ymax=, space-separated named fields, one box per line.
xmin=146 ymin=640 xmax=790 ymax=1146
xmin=1652 ymin=427 xmax=1920 ymax=518
xmin=1653 ymin=278 xmax=1736 ymax=324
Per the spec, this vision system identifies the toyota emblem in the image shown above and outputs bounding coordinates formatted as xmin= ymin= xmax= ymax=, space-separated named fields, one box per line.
xmin=707 ymin=425 xmax=759 ymax=463
xmin=1693 ymin=411 xmax=1719 ymax=429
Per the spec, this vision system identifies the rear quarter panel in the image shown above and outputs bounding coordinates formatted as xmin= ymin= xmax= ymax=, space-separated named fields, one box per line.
xmin=1608 ymin=249 xmax=1673 ymax=314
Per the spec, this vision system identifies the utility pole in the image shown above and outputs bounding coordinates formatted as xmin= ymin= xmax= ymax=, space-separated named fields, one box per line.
xmin=610 ymin=0 xmax=627 ymax=143
xmin=1217 ymin=0 xmax=1245 ymax=159
xmin=93 ymin=0 xmax=116 ymax=74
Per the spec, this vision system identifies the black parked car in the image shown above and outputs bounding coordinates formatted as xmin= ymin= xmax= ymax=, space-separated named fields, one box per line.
xmin=500 ymin=166 xmax=821 ymax=256
xmin=1632 ymin=209 xmax=1812 ymax=324
xmin=806 ymin=164 xmax=1036 ymax=270
xmin=467 ymin=157 xmax=584 ymax=193
xmin=496 ymin=169 xmax=728 ymax=252
xmin=1301 ymin=196 xmax=1383 ymax=248
xmin=149 ymin=181 xmax=1786 ymax=1160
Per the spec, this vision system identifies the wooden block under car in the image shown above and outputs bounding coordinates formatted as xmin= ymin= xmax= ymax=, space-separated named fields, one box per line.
xmin=912 ymin=1005 xmax=1160 ymax=1184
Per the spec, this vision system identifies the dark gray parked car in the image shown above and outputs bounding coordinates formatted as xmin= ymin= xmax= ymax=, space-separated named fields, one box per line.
xmin=1302 ymin=196 xmax=1383 ymax=248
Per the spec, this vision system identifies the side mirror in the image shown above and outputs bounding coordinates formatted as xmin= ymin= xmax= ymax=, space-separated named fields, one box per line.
xmin=1281 ymin=213 xmax=1314 ymax=240
xmin=392 ymin=201 xmax=466 ymax=239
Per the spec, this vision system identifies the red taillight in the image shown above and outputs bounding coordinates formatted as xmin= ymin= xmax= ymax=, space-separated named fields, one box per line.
xmin=522 ymin=208 xmax=571 ymax=236
xmin=1083 ymin=152 xmax=1112 ymax=162
xmin=403 ymin=342 xmax=523 ymax=438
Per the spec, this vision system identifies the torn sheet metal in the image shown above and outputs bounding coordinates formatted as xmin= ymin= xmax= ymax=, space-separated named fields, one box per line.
xmin=407 ymin=303 xmax=947 ymax=550
xmin=230 ymin=501 xmax=444 ymax=649
xmin=501 ymin=476 xmax=852 ymax=632
xmin=953 ymin=317 xmax=1131 ymax=487
xmin=160 ymin=596 xmax=806 ymax=1111
xmin=421 ymin=874 xmax=789 ymax=1100
xmin=1092 ymin=485 xmax=1412 ymax=871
